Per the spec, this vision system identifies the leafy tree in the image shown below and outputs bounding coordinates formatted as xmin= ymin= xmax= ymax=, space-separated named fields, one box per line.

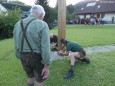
xmin=67 ymin=4 xmax=75 ymax=14
xmin=35 ymin=0 xmax=50 ymax=26
xmin=8 ymin=1 xmax=25 ymax=6
xmin=0 ymin=8 xmax=21 ymax=38
xmin=66 ymin=4 xmax=78 ymax=22
xmin=35 ymin=0 xmax=49 ymax=7
xmin=35 ymin=0 xmax=58 ymax=29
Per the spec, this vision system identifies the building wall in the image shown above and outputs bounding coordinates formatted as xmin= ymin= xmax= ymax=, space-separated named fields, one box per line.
xmin=78 ymin=12 xmax=115 ymax=24
xmin=86 ymin=15 xmax=90 ymax=18
xmin=78 ymin=15 xmax=84 ymax=19
xmin=79 ymin=14 xmax=94 ymax=19
xmin=103 ymin=13 xmax=115 ymax=23
xmin=0 ymin=3 xmax=7 ymax=13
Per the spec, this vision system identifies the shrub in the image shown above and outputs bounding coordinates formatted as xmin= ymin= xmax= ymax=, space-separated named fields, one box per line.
xmin=0 ymin=8 xmax=21 ymax=38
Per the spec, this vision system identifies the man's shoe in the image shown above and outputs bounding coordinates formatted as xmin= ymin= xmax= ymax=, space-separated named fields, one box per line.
xmin=81 ymin=57 xmax=90 ymax=64
xmin=64 ymin=70 xmax=74 ymax=79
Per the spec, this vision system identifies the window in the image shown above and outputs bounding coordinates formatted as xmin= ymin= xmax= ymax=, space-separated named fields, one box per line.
xmin=81 ymin=8 xmax=84 ymax=10
xmin=97 ymin=5 xmax=100 ymax=9
xmin=86 ymin=2 xmax=96 ymax=7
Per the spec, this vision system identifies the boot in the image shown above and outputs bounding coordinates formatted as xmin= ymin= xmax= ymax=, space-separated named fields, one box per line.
xmin=64 ymin=70 xmax=74 ymax=79
xmin=81 ymin=57 xmax=90 ymax=64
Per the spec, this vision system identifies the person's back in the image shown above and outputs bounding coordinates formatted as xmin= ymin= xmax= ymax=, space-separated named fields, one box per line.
xmin=13 ymin=5 xmax=50 ymax=86
xmin=14 ymin=15 xmax=49 ymax=53
xmin=66 ymin=41 xmax=83 ymax=52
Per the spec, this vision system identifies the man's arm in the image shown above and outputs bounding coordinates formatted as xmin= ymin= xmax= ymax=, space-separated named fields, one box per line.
xmin=58 ymin=50 xmax=69 ymax=56
xmin=13 ymin=23 xmax=20 ymax=59
xmin=40 ymin=22 xmax=51 ymax=79
xmin=40 ymin=22 xmax=51 ymax=65
xmin=58 ymin=43 xmax=71 ymax=56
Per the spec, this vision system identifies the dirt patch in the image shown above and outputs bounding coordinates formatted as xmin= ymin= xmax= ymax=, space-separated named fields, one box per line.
xmin=51 ymin=44 xmax=115 ymax=61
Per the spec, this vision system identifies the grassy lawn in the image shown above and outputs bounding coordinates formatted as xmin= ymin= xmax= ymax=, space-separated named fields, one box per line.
xmin=51 ymin=24 xmax=115 ymax=47
xmin=46 ymin=51 xmax=115 ymax=86
xmin=0 ymin=24 xmax=115 ymax=86
xmin=0 ymin=42 xmax=115 ymax=86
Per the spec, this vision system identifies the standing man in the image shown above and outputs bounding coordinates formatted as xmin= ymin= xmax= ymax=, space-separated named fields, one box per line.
xmin=13 ymin=5 xmax=51 ymax=86
xmin=59 ymin=39 xmax=90 ymax=79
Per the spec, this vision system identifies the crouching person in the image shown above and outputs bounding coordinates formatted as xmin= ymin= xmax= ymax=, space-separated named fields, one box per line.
xmin=13 ymin=5 xmax=51 ymax=86
xmin=50 ymin=33 xmax=58 ymax=51
xmin=58 ymin=39 xmax=90 ymax=79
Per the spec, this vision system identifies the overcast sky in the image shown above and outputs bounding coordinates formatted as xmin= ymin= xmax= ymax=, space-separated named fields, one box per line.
xmin=18 ymin=0 xmax=84 ymax=7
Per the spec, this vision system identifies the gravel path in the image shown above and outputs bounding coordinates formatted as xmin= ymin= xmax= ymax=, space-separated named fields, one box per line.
xmin=51 ymin=44 xmax=115 ymax=61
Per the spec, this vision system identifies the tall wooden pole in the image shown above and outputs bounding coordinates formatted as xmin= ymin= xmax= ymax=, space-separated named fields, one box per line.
xmin=58 ymin=0 xmax=66 ymax=50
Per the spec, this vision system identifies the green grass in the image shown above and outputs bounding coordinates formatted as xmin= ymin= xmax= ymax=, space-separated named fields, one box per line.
xmin=51 ymin=25 xmax=115 ymax=47
xmin=46 ymin=51 xmax=115 ymax=86
xmin=0 ymin=25 xmax=115 ymax=86
xmin=0 ymin=44 xmax=115 ymax=86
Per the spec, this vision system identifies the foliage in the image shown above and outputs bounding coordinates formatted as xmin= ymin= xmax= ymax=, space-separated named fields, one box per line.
xmin=49 ymin=7 xmax=58 ymax=27
xmin=1 ymin=3 xmax=31 ymax=12
xmin=66 ymin=12 xmax=78 ymax=20
xmin=35 ymin=0 xmax=56 ymax=29
xmin=0 ymin=8 xmax=21 ymax=38
xmin=8 ymin=1 xmax=25 ymax=6
xmin=67 ymin=4 xmax=75 ymax=14
xmin=35 ymin=0 xmax=49 ymax=6
xmin=66 ymin=4 xmax=78 ymax=21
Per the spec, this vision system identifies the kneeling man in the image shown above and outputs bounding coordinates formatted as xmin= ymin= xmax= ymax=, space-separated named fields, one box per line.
xmin=59 ymin=39 xmax=90 ymax=79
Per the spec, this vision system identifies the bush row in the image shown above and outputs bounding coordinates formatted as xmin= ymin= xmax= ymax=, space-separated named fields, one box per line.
xmin=0 ymin=8 xmax=20 ymax=38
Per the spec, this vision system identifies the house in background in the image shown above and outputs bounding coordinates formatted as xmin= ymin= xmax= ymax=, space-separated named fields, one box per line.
xmin=75 ymin=0 xmax=115 ymax=24
xmin=0 ymin=3 xmax=7 ymax=13
xmin=0 ymin=2 xmax=31 ymax=18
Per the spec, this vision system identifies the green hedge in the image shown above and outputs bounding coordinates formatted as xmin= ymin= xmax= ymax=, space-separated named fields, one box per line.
xmin=0 ymin=8 xmax=20 ymax=38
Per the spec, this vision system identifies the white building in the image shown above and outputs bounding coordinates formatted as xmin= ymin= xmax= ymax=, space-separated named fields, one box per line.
xmin=75 ymin=0 xmax=115 ymax=24
xmin=0 ymin=3 xmax=7 ymax=13
xmin=0 ymin=2 xmax=31 ymax=18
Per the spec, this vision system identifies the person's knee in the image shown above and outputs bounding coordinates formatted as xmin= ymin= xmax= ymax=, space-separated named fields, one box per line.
xmin=28 ymin=77 xmax=35 ymax=83
xmin=36 ymin=81 xmax=44 ymax=86
xmin=69 ymin=52 xmax=74 ymax=57
xmin=70 ymin=52 xmax=78 ymax=57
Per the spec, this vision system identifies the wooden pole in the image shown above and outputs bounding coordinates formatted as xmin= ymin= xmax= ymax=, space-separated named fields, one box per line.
xmin=58 ymin=0 xmax=66 ymax=50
